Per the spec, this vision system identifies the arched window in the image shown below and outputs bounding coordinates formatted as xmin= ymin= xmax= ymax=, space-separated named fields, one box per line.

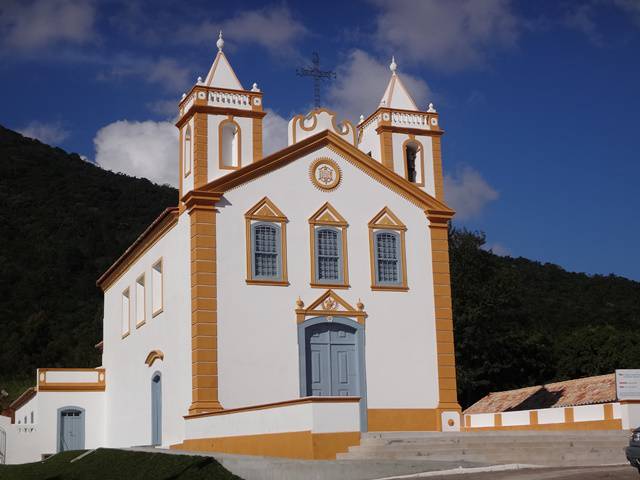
xmin=374 ymin=231 xmax=401 ymax=285
xmin=405 ymin=142 xmax=419 ymax=183
xmin=220 ymin=121 xmax=240 ymax=168
xmin=184 ymin=126 xmax=192 ymax=176
xmin=251 ymin=222 xmax=282 ymax=279
xmin=315 ymin=227 xmax=342 ymax=283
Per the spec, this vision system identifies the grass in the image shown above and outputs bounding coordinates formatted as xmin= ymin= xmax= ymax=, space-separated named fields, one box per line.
xmin=0 ymin=448 xmax=244 ymax=480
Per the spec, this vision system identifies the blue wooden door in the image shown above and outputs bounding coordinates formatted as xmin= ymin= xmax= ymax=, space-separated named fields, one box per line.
xmin=306 ymin=323 xmax=359 ymax=396
xmin=59 ymin=409 xmax=84 ymax=451
xmin=151 ymin=373 xmax=162 ymax=446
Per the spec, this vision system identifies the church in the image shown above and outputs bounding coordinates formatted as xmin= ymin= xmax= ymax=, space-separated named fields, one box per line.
xmin=0 ymin=33 xmax=460 ymax=463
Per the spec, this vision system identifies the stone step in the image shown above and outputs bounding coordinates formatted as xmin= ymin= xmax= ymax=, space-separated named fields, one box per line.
xmin=359 ymin=437 xmax=628 ymax=447
xmin=362 ymin=431 xmax=629 ymax=440
xmin=349 ymin=443 xmax=626 ymax=454
xmin=338 ymin=447 xmax=626 ymax=465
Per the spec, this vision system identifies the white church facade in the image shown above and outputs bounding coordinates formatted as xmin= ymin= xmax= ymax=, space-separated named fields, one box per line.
xmin=0 ymin=34 xmax=462 ymax=463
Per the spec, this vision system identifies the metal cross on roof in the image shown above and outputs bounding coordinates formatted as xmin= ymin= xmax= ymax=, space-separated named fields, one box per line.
xmin=296 ymin=52 xmax=336 ymax=109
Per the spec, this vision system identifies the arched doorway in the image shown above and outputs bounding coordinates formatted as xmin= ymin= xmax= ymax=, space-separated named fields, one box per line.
xmin=57 ymin=407 xmax=85 ymax=452
xmin=151 ymin=372 xmax=162 ymax=446
xmin=298 ymin=316 xmax=367 ymax=430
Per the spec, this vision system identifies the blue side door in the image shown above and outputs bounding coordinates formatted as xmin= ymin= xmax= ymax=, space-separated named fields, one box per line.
xmin=59 ymin=409 xmax=84 ymax=451
xmin=151 ymin=373 xmax=162 ymax=446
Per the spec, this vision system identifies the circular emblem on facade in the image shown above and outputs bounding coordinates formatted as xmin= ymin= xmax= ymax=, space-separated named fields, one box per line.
xmin=431 ymin=117 xmax=438 ymax=126
xmin=382 ymin=112 xmax=390 ymax=121
xmin=253 ymin=97 xmax=261 ymax=106
xmin=309 ymin=158 xmax=341 ymax=191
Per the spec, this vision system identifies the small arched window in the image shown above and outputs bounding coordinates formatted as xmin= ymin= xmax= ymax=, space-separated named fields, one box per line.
xmin=184 ymin=126 xmax=192 ymax=176
xmin=220 ymin=121 xmax=240 ymax=168
xmin=251 ymin=222 xmax=282 ymax=279
xmin=404 ymin=142 xmax=419 ymax=183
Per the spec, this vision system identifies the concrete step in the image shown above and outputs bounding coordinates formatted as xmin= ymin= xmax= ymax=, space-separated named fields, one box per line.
xmin=339 ymin=431 xmax=629 ymax=466
xmin=358 ymin=438 xmax=628 ymax=448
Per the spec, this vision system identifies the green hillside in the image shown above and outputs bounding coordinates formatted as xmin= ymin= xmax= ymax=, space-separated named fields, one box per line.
xmin=1 ymin=126 xmax=638 ymax=410
xmin=0 ymin=126 xmax=176 ymax=408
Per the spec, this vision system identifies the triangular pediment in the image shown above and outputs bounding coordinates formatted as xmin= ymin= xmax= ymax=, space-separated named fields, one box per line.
xmin=245 ymin=197 xmax=287 ymax=221
xmin=305 ymin=290 xmax=357 ymax=313
xmin=308 ymin=202 xmax=347 ymax=226
xmin=201 ymin=130 xmax=454 ymax=220
xmin=205 ymin=51 xmax=244 ymax=90
xmin=368 ymin=207 xmax=407 ymax=230
xmin=380 ymin=74 xmax=418 ymax=111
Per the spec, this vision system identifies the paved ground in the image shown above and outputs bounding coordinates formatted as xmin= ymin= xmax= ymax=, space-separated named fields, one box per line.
xmin=407 ymin=465 xmax=638 ymax=480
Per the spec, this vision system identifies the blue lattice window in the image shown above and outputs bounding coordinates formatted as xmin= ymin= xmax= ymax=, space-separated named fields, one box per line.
xmin=315 ymin=227 xmax=342 ymax=283
xmin=374 ymin=231 xmax=401 ymax=285
xmin=251 ymin=222 xmax=281 ymax=279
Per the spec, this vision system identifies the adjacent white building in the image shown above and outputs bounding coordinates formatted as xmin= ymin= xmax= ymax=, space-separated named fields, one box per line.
xmin=1 ymin=34 xmax=461 ymax=463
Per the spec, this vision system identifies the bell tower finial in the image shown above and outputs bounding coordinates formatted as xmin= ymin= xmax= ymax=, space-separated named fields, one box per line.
xmin=390 ymin=56 xmax=397 ymax=75
xmin=217 ymin=30 xmax=224 ymax=52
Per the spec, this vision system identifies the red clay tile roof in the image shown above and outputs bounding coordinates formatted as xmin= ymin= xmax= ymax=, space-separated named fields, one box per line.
xmin=464 ymin=374 xmax=616 ymax=414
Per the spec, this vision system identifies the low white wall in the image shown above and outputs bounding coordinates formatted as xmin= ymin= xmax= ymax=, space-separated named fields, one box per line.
xmin=466 ymin=403 xmax=621 ymax=430
xmin=501 ymin=410 xmax=530 ymax=426
xmin=537 ymin=407 xmax=565 ymax=424
xmin=43 ymin=370 xmax=100 ymax=383
xmin=185 ymin=399 xmax=360 ymax=440
xmin=468 ymin=413 xmax=494 ymax=428
xmin=573 ymin=404 xmax=605 ymax=422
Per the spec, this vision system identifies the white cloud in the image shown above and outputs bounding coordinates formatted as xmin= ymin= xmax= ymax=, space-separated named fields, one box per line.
xmin=147 ymin=99 xmax=179 ymax=119
xmin=100 ymin=55 xmax=192 ymax=92
xmin=327 ymin=49 xmax=432 ymax=122
xmin=262 ymin=109 xmax=289 ymax=156
xmin=19 ymin=121 xmax=70 ymax=145
xmin=444 ymin=166 xmax=499 ymax=220
xmin=175 ymin=5 xmax=308 ymax=58
xmin=564 ymin=3 xmax=603 ymax=46
xmin=94 ymin=120 xmax=178 ymax=187
xmin=0 ymin=0 xmax=96 ymax=51
xmin=484 ymin=242 xmax=512 ymax=257
xmin=371 ymin=0 xmax=519 ymax=71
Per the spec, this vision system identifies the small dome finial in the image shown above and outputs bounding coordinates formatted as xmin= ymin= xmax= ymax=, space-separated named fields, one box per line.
xmin=217 ymin=30 xmax=224 ymax=52
xmin=359 ymin=114 xmax=364 ymax=123
xmin=390 ymin=56 xmax=397 ymax=74
xmin=428 ymin=102 xmax=437 ymax=113
xmin=251 ymin=82 xmax=260 ymax=92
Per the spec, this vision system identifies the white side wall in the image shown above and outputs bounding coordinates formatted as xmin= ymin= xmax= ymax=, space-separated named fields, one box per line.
xmin=216 ymin=145 xmax=440 ymax=411
xmin=102 ymin=215 xmax=192 ymax=449
xmin=185 ymin=401 xmax=360 ymax=440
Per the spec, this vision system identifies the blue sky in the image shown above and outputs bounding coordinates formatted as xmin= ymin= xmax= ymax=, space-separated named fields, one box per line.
xmin=1 ymin=0 xmax=639 ymax=280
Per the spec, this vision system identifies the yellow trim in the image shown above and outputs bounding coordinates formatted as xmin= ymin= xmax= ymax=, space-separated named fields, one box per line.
xmin=308 ymin=202 xmax=349 ymax=288
xmin=291 ymin=108 xmax=357 ymax=146
xmin=151 ymin=258 xmax=164 ymax=317
xmin=432 ymin=135 xmax=444 ymax=201
xmin=193 ymin=113 xmax=208 ymax=189
xmin=368 ymin=408 xmax=439 ymax=431
xmin=296 ymin=289 xmax=367 ymax=325
xmin=37 ymin=368 xmax=106 ymax=392
xmin=465 ymin=419 xmax=622 ymax=431
xmin=368 ymin=207 xmax=408 ymax=291
xmin=172 ymin=430 xmax=360 ymax=460
xmin=218 ymin=117 xmax=242 ymax=170
xmin=244 ymin=197 xmax=289 ymax=285
xmin=145 ymin=350 xmax=165 ymax=367
xmin=252 ymin=117 xmax=263 ymax=162
xmin=135 ymin=273 xmax=146 ymax=328
xmin=186 ymin=191 xmax=223 ymax=414
xmin=309 ymin=157 xmax=342 ymax=191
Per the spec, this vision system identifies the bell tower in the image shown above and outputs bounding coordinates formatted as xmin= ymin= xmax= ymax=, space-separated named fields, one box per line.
xmin=176 ymin=32 xmax=266 ymax=201
xmin=356 ymin=58 xmax=444 ymax=200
